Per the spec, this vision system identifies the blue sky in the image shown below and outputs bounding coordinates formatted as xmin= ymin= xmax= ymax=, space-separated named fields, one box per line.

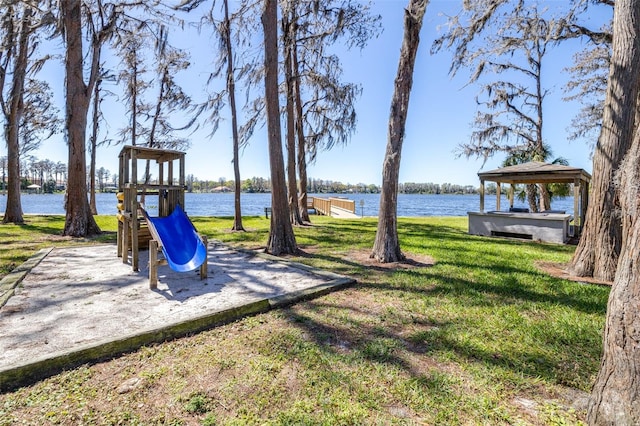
xmin=17 ymin=0 xmax=611 ymax=187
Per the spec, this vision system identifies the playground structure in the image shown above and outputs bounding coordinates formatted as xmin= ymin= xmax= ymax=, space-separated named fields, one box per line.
xmin=116 ymin=145 xmax=207 ymax=288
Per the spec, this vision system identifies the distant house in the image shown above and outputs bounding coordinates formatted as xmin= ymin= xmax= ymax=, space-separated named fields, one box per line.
xmin=211 ymin=186 xmax=230 ymax=193
xmin=27 ymin=184 xmax=41 ymax=193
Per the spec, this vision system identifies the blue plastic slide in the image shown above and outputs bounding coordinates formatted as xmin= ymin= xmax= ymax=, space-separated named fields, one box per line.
xmin=143 ymin=205 xmax=207 ymax=272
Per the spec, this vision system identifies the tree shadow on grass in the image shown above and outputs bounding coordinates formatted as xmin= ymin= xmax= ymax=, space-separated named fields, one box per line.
xmin=3 ymin=216 xmax=65 ymax=237
xmin=3 ymin=215 xmax=117 ymax=245
xmin=274 ymin=239 xmax=607 ymax=412
xmin=296 ymin=246 xmax=607 ymax=316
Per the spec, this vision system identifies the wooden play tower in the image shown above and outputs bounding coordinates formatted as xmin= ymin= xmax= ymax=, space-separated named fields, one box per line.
xmin=117 ymin=145 xmax=186 ymax=271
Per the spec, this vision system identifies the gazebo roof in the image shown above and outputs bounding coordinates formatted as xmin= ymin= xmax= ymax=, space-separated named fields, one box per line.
xmin=478 ymin=161 xmax=591 ymax=184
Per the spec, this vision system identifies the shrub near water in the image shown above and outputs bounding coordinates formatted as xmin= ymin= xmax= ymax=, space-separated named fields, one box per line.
xmin=0 ymin=215 xmax=607 ymax=424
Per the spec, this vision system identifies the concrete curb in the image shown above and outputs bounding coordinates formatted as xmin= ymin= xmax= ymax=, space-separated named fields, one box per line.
xmin=0 ymin=248 xmax=52 ymax=308
xmin=0 ymin=246 xmax=356 ymax=392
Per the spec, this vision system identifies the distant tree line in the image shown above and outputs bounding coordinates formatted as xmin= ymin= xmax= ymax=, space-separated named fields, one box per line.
xmin=0 ymin=155 xmax=119 ymax=194
xmin=0 ymin=155 xmax=66 ymax=192
xmin=183 ymin=174 xmax=483 ymax=195
xmin=398 ymin=182 xmax=478 ymax=195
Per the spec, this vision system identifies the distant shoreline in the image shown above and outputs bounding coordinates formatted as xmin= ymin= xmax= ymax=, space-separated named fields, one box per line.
xmin=1 ymin=192 xmax=576 ymax=218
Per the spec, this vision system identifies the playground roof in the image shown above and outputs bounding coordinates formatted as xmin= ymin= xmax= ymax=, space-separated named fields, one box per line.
xmin=119 ymin=145 xmax=185 ymax=163
xmin=478 ymin=161 xmax=591 ymax=184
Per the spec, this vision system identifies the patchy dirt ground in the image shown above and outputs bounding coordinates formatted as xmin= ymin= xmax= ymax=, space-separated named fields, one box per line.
xmin=536 ymin=261 xmax=612 ymax=287
xmin=295 ymin=246 xmax=436 ymax=272
xmin=346 ymin=249 xmax=436 ymax=270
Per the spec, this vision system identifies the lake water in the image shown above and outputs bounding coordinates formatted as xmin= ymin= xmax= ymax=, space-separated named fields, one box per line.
xmin=0 ymin=192 xmax=576 ymax=217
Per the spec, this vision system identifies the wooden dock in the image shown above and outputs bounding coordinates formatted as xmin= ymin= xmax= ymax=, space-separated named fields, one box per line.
xmin=310 ymin=197 xmax=359 ymax=218
xmin=330 ymin=206 xmax=360 ymax=218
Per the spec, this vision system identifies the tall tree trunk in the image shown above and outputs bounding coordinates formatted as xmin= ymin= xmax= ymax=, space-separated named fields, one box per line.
xmin=569 ymin=0 xmax=640 ymax=283
xmin=222 ymin=0 xmax=244 ymax=232
xmin=2 ymin=6 xmax=31 ymax=224
xmin=61 ymin=0 xmax=101 ymax=237
xmin=263 ymin=0 xmax=297 ymax=255
xmin=526 ymin=184 xmax=539 ymax=212
xmin=371 ymin=0 xmax=427 ymax=263
xmin=539 ymin=184 xmax=551 ymax=212
xmin=283 ymin=12 xmax=303 ymax=226
xmin=587 ymin=1 xmax=640 ymax=423
xmin=589 ymin=133 xmax=640 ymax=424
xmin=140 ymin=74 xmax=164 ymax=205
xmin=149 ymin=70 xmax=167 ymax=148
xmin=89 ymin=76 xmax=100 ymax=215
xmin=292 ymin=23 xmax=310 ymax=223
xmin=131 ymin=56 xmax=138 ymax=147
xmin=534 ymin=58 xmax=549 ymax=213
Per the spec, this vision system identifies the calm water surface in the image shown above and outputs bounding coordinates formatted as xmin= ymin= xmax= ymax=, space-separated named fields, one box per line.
xmin=0 ymin=192 xmax=576 ymax=217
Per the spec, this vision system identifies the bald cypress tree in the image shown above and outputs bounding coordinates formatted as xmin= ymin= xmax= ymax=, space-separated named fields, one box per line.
xmin=263 ymin=0 xmax=297 ymax=255
xmin=568 ymin=3 xmax=638 ymax=283
xmin=0 ymin=3 xmax=58 ymax=224
xmin=587 ymin=4 xmax=640 ymax=422
xmin=1 ymin=4 xmax=31 ymax=224
xmin=371 ymin=0 xmax=427 ymax=263
xmin=60 ymin=0 xmax=104 ymax=236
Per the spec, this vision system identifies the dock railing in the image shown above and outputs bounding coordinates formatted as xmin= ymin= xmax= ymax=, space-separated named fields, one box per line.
xmin=312 ymin=197 xmax=332 ymax=216
xmin=309 ymin=196 xmax=356 ymax=217
xmin=329 ymin=197 xmax=356 ymax=213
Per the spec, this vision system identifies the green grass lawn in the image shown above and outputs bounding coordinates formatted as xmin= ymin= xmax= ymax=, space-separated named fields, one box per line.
xmin=0 ymin=214 xmax=608 ymax=425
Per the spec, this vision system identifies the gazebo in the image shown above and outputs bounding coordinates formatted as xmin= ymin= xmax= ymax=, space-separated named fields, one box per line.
xmin=468 ymin=161 xmax=591 ymax=243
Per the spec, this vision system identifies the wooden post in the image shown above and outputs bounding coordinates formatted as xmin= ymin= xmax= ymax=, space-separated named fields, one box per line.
xmin=159 ymin=161 xmax=165 ymax=216
xmin=582 ymin=181 xmax=589 ymax=236
xmin=117 ymin=220 xmax=123 ymax=257
xmin=509 ymin=184 xmax=515 ymax=210
xmin=122 ymin=216 xmax=129 ymax=264
xmin=200 ymin=236 xmax=208 ymax=280
xmin=131 ymin=148 xmax=139 ymax=271
xmin=573 ymin=178 xmax=580 ymax=237
xmin=479 ymin=180 xmax=485 ymax=212
xmin=574 ymin=178 xmax=590 ymax=237
xmin=496 ymin=183 xmax=501 ymax=211
xmin=117 ymin=151 xmax=128 ymax=259
xmin=149 ymin=239 xmax=158 ymax=289
xmin=121 ymin=150 xmax=129 ymax=186
xmin=180 ymin=156 xmax=185 ymax=207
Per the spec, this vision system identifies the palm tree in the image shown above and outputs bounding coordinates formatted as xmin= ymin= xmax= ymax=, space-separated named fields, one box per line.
xmin=502 ymin=144 xmax=570 ymax=212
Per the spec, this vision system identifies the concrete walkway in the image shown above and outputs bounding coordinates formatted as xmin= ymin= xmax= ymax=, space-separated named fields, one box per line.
xmin=0 ymin=242 xmax=354 ymax=391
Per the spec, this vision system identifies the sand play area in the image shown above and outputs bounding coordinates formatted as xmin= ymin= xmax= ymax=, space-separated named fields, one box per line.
xmin=0 ymin=242 xmax=353 ymax=391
